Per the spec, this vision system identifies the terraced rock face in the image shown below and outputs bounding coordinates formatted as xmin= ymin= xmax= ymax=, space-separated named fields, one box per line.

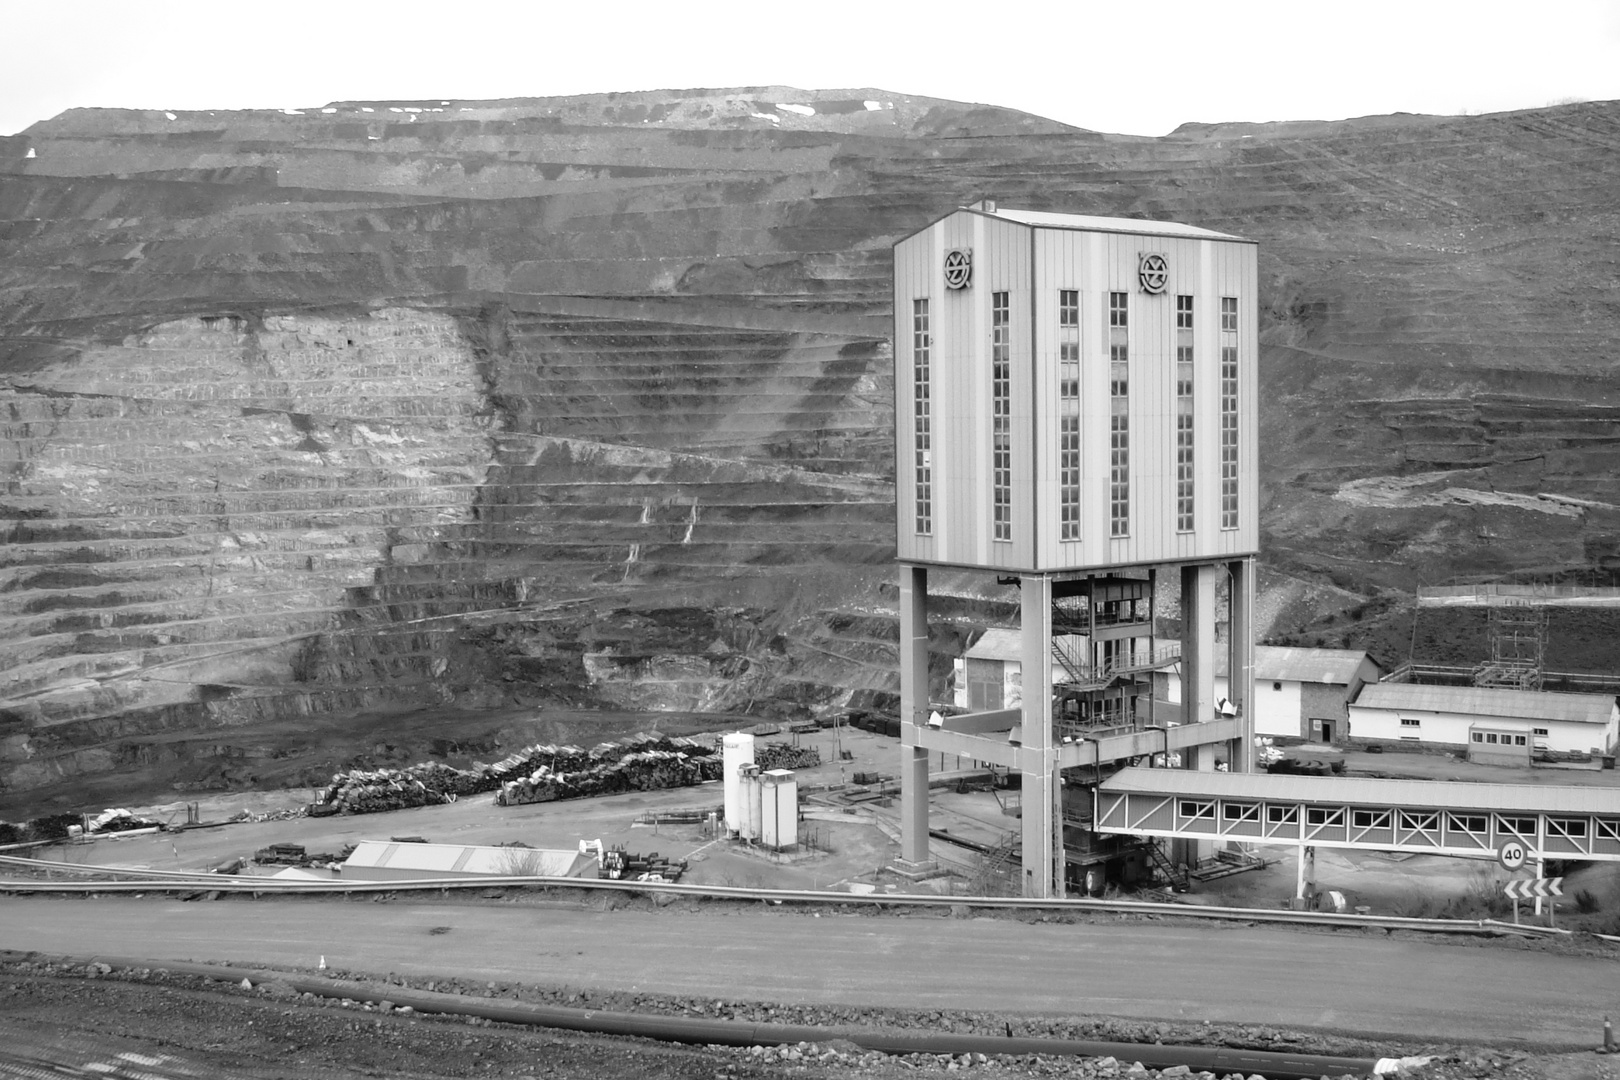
xmin=2 ymin=87 xmax=1619 ymax=800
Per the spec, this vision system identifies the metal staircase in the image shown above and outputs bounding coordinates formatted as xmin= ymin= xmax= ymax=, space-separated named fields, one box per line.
xmin=969 ymin=831 xmax=1022 ymax=897
xmin=1145 ymin=839 xmax=1189 ymax=891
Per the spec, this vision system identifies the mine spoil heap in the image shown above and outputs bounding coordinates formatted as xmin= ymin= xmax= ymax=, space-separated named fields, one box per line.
xmin=2 ymin=88 xmax=1620 ymax=798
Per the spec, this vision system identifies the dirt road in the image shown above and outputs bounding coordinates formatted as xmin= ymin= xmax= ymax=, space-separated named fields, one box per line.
xmin=2 ymin=895 xmax=1614 ymax=1049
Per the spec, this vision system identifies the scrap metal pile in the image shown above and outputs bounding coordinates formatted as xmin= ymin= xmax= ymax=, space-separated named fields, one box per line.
xmin=314 ymin=733 xmax=825 ymax=816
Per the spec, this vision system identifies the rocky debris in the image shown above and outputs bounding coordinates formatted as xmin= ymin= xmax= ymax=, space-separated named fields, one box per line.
xmin=3 ymin=956 xmax=1581 ymax=1079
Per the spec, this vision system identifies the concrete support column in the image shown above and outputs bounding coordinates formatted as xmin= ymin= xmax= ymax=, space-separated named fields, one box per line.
xmin=1180 ymin=564 xmax=1218 ymax=728
xmin=898 ymin=565 xmax=931 ymax=865
xmin=1019 ymin=573 xmax=1056 ymax=899
xmin=1176 ymin=563 xmax=1219 ymax=869
xmin=1227 ymin=557 xmax=1256 ymax=773
xmin=1296 ymin=844 xmax=1317 ymax=904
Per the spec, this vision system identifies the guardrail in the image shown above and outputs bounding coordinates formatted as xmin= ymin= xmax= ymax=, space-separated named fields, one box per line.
xmin=0 ymin=853 xmax=1592 ymax=939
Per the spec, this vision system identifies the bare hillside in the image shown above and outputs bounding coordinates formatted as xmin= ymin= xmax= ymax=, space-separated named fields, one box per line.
xmin=2 ymin=87 xmax=1618 ymax=807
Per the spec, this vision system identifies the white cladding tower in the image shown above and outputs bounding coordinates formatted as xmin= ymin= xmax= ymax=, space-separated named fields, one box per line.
xmin=892 ymin=201 xmax=1259 ymax=897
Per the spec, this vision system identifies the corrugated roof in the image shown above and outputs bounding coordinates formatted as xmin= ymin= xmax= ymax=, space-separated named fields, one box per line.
xmin=964 ymin=628 xmax=1024 ymax=662
xmin=1212 ymin=646 xmax=1375 ymax=685
xmin=985 ymin=207 xmax=1250 ymax=242
xmin=1354 ymin=682 xmax=1617 ymax=725
xmin=1099 ymin=765 xmax=1620 ymax=815
xmin=343 ymin=840 xmax=588 ymax=877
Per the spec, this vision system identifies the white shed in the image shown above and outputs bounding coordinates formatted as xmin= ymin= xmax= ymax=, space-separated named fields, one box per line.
xmin=1159 ymin=646 xmax=1380 ymax=742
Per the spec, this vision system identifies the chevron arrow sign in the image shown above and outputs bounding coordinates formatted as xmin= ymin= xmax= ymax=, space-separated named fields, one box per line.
xmin=1504 ymin=878 xmax=1563 ymax=900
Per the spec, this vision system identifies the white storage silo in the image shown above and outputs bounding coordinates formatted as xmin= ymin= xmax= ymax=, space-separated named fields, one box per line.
xmin=760 ymin=769 xmax=798 ymax=850
xmin=721 ymin=731 xmax=755 ymax=835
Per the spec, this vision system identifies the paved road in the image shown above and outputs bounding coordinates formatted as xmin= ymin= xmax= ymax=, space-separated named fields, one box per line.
xmin=2 ymin=896 xmax=1614 ymax=1049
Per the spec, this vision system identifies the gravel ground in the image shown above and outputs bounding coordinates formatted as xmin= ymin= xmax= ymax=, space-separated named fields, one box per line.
xmin=3 ymin=955 xmax=1614 ymax=1080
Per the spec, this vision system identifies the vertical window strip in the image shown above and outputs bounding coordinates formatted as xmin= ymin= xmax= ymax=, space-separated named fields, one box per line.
xmin=1108 ymin=292 xmax=1129 ymax=536
xmin=912 ymin=299 xmax=931 ymax=535
xmin=1176 ymin=295 xmax=1194 ymax=531
xmin=1059 ymin=290 xmax=1080 ymax=541
xmin=1220 ymin=296 xmax=1239 ymax=529
xmin=992 ymin=292 xmax=1011 ymax=541
xmin=1176 ymin=325 xmax=1195 ymax=531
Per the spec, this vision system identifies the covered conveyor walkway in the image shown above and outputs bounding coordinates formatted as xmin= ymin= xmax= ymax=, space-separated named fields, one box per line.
xmin=1094 ymin=767 xmax=1620 ymax=861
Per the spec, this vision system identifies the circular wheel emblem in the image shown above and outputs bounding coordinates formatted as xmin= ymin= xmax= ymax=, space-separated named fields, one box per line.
xmin=1138 ymin=253 xmax=1169 ymax=294
xmin=943 ymin=248 xmax=972 ymax=290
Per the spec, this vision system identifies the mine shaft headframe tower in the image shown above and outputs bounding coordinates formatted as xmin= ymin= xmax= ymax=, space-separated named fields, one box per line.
xmin=892 ymin=201 xmax=1260 ymax=898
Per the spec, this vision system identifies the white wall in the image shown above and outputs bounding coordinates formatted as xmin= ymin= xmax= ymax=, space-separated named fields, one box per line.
xmin=1162 ymin=670 xmax=1302 ymax=737
xmin=1348 ymin=705 xmax=1613 ymax=754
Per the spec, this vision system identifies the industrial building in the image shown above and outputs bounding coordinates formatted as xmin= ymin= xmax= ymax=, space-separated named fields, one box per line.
xmin=1158 ymin=646 xmax=1382 ymax=744
xmin=1348 ymin=682 xmax=1619 ymax=758
xmin=893 ymin=201 xmax=1259 ymax=898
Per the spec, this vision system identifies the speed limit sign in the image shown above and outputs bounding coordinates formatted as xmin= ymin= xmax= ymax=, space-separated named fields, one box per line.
xmin=1497 ymin=838 xmax=1528 ymax=870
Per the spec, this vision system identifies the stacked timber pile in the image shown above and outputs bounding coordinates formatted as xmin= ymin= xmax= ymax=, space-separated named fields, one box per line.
xmin=496 ymin=736 xmax=723 ymax=807
xmin=319 ymin=766 xmax=465 ymax=815
xmin=314 ymin=733 xmax=727 ymax=815
xmin=754 ymin=743 xmax=821 ymax=771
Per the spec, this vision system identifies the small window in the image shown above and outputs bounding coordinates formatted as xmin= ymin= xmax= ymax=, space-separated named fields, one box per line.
xmin=1351 ymin=809 xmax=1391 ymax=830
xmin=1533 ymin=727 xmax=1549 ymax=737
xmin=1175 ymin=294 xmax=1193 ymax=329
xmin=1266 ymin=805 xmax=1298 ymax=824
xmin=1471 ymin=732 xmax=1484 ymax=743
xmin=1220 ymin=296 xmax=1238 ymax=332
xmin=1059 ymin=290 xmax=1079 ymax=327
xmin=1514 ymin=735 xmax=1527 ymax=746
xmin=1448 ymin=813 xmax=1488 ymax=835
xmin=1486 ymin=733 xmax=1499 ymax=744
xmin=1305 ymin=806 xmax=1344 ymax=827
xmin=1109 ymin=291 xmax=1129 ymax=327
xmin=1548 ymin=817 xmax=1588 ymax=839
xmin=1497 ymin=815 xmax=1537 ymax=836
xmin=1399 ymin=717 xmax=1421 ymax=728
xmin=1179 ymin=800 xmax=1215 ymax=820
xmin=1222 ymin=802 xmax=1259 ymax=822
xmin=1399 ymin=810 xmax=1439 ymax=832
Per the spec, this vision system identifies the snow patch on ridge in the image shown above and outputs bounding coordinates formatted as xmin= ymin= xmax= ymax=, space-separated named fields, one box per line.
xmin=1333 ymin=472 xmax=1612 ymax=517
xmin=776 ymin=102 xmax=815 ymax=116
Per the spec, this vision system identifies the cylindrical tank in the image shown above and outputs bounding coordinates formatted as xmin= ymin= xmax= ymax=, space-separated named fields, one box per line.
xmin=721 ymin=732 xmax=755 ymax=835
xmin=740 ymin=764 xmax=763 ymax=842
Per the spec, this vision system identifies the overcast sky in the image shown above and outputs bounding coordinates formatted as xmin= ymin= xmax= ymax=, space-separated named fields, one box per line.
xmin=3 ymin=0 xmax=1617 ymax=138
